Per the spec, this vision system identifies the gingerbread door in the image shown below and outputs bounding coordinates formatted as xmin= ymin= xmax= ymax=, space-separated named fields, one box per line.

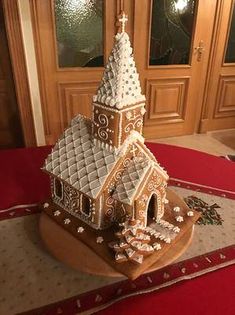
xmin=31 ymin=0 xmax=219 ymax=144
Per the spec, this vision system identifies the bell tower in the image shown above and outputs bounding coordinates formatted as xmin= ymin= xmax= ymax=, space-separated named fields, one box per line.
xmin=92 ymin=12 xmax=146 ymax=151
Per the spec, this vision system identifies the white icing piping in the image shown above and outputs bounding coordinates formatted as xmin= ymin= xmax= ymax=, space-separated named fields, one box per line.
xmin=93 ymin=130 xmax=145 ymax=155
xmin=93 ymin=102 xmax=145 ymax=114
xmin=93 ymin=32 xmax=145 ymax=109
xmin=135 ymin=142 xmax=169 ymax=180
xmin=118 ymin=111 xmax=123 ymax=147
xmin=134 ymin=165 xmax=154 ymax=202
xmin=97 ymin=194 xmax=103 ymax=228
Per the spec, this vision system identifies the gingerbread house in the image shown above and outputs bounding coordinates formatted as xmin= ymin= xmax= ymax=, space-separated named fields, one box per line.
xmin=43 ymin=18 xmax=169 ymax=230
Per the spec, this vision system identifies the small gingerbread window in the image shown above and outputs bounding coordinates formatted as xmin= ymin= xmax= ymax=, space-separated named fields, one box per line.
xmin=81 ymin=194 xmax=91 ymax=217
xmin=54 ymin=178 xmax=63 ymax=200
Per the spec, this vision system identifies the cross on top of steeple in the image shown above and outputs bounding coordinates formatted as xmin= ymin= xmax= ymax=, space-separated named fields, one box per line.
xmin=119 ymin=11 xmax=128 ymax=33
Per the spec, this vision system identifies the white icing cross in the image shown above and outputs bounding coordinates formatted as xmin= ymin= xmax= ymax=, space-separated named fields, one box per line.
xmin=130 ymin=145 xmax=138 ymax=157
xmin=119 ymin=12 xmax=128 ymax=33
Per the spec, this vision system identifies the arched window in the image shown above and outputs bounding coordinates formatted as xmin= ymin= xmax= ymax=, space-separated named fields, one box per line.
xmin=81 ymin=194 xmax=91 ymax=217
xmin=54 ymin=178 xmax=63 ymax=199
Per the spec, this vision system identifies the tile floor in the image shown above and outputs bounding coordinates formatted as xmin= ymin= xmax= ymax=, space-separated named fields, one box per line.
xmin=150 ymin=129 xmax=235 ymax=156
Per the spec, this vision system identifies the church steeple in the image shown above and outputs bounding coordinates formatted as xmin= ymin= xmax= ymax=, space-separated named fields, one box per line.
xmin=92 ymin=12 xmax=146 ymax=151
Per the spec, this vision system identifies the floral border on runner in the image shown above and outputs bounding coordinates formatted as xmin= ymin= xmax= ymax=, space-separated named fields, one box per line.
xmin=19 ymin=244 xmax=235 ymax=315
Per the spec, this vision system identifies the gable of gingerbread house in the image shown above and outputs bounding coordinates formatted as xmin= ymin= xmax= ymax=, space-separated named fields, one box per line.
xmin=112 ymin=157 xmax=168 ymax=206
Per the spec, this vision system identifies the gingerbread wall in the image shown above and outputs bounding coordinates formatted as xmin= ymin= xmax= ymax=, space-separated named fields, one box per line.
xmin=120 ymin=104 xmax=145 ymax=144
xmin=96 ymin=143 xmax=138 ymax=228
xmin=97 ymin=140 xmax=158 ymax=228
xmin=51 ymin=176 xmax=101 ymax=229
xmin=133 ymin=169 xmax=167 ymax=226
xmin=92 ymin=102 xmax=145 ymax=149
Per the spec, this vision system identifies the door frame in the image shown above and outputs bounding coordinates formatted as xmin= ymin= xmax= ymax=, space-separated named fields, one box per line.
xmin=199 ymin=0 xmax=235 ymax=132
xmin=132 ymin=0 xmax=218 ymax=139
xmin=2 ymin=0 xmax=36 ymax=147
xmin=30 ymin=0 xmax=120 ymax=144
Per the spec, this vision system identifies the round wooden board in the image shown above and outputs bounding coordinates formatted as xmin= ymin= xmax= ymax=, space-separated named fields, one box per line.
xmin=40 ymin=213 xmax=194 ymax=278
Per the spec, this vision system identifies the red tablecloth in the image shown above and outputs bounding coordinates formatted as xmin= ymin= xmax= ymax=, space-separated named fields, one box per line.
xmin=0 ymin=143 xmax=235 ymax=211
xmin=99 ymin=264 xmax=235 ymax=315
xmin=0 ymin=144 xmax=234 ymax=315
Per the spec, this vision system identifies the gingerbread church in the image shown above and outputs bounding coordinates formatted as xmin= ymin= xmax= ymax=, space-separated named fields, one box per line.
xmin=42 ymin=14 xmax=199 ymax=278
xmin=43 ymin=14 xmax=169 ymax=231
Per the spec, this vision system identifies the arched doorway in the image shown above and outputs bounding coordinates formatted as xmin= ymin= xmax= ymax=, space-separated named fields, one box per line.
xmin=147 ymin=193 xmax=158 ymax=225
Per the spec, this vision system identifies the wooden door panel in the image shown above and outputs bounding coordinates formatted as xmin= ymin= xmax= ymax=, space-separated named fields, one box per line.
xmin=214 ymin=76 xmax=235 ymax=118
xmin=145 ymin=77 xmax=189 ymax=124
xmin=58 ymin=81 xmax=100 ymax=127
xmin=32 ymin=0 xmax=226 ymax=141
xmin=31 ymin=0 xmax=117 ymax=144
xmin=200 ymin=0 xmax=235 ymax=132
xmin=133 ymin=0 xmax=217 ymax=138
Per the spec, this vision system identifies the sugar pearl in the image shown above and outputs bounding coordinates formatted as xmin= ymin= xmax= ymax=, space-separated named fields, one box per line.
xmin=173 ymin=206 xmax=181 ymax=212
xmin=176 ymin=216 xmax=184 ymax=222
xmin=77 ymin=227 xmax=84 ymax=233
xmin=187 ymin=211 xmax=194 ymax=217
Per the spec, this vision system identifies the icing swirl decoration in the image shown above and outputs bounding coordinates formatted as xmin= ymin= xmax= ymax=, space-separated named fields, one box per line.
xmin=105 ymin=208 xmax=114 ymax=217
xmin=105 ymin=196 xmax=115 ymax=218
xmin=97 ymin=113 xmax=109 ymax=140
xmin=123 ymin=157 xmax=131 ymax=167
xmin=147 ymin=176 xmax=162 ymax=191
xmin=114 ymin=170 xmax=124 ymax=181
xmin=106 ymin=196 xmax=114 ymax=205
xmin=125 ymin=118 xmax=143 ymax=133
xmin=114 ymin=158 xmax=131 ymax=180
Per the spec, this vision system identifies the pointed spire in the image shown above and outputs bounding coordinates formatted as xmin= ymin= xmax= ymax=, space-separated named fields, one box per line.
xmin=93 ymin=15 xmax=145 ymax=110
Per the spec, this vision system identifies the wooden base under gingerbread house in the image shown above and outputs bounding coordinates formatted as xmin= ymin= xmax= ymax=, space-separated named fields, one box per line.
xmin=40 ymin=189 xmax=200 ymax=280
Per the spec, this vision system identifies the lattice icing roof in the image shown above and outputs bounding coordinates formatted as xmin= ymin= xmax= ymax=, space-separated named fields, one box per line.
xmin=93 ymin=32 xmax=145 ymax=109
xmin=112 ymin=157 xmax=150 ymax=205
xmin=43 ymin=115 xmax=119 ymax=199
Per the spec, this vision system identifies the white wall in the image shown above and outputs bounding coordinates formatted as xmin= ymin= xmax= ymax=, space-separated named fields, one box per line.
xmin=18 ymin=0 xmax=46 ymax=146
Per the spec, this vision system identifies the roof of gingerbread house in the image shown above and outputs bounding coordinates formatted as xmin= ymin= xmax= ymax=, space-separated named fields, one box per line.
xmin=112 ymin=157 xmax=150 ymax=205
xmin=43 ymin=114 xmax=168 ymax=200
xmin=43 ymin=115 xmax=152 ymax=199
xmin=43 ymin=115 xmax=119 ymax=198
xmin=112 ymin=157 xmax=168 ymax=205
xmin=93 ymin=31 xmax=145 ymax=109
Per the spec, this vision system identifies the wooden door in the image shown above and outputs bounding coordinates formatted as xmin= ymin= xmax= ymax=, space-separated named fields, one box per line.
xmin=132 ymin=0 xmax=218 ymax=138
xmin=0 ymin=1 xmax=24 ymax=148
xmin=200 ymin=0 xmax=235 ymax=132
xmin=31 ymin=0 xmax=120 ymax=145
xmin=32 ymin=0 xmax=219 ymax=143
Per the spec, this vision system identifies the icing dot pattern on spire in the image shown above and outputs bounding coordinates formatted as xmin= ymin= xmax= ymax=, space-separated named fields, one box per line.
xmin=93 ymin=32 xmax=146 ymax=109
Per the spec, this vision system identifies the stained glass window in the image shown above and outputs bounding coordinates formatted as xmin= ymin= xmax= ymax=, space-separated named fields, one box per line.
xmin=149 ymin=0 xmax=197 ymax=65
xmin=55 ymin=0 xmax=104 ymax=68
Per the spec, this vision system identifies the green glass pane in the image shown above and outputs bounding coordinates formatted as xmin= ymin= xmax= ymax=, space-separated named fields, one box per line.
xmin=225 ymin=3 xmax=235 ymax=63
xmin=55 ymin=0 xmax=104 ymax=67
xmin=149 ymin=0 xmax=196 ymax=65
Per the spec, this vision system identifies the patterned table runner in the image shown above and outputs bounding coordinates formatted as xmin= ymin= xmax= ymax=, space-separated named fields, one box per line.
xmin=0 ymin=186 xmax=234 ymax=315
